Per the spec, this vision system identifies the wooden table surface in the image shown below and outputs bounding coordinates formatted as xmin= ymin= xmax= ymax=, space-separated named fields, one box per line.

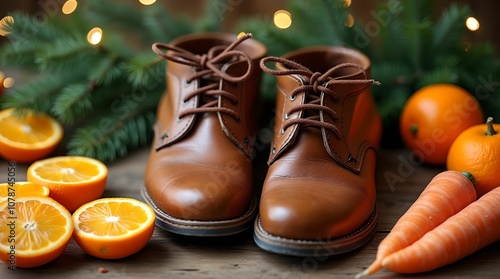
xmin=1 ymin=148 xmax=499 ymax=279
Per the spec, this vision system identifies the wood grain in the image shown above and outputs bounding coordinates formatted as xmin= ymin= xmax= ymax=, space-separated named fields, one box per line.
xmin=0 ymin=148 xmax=498 ymax=278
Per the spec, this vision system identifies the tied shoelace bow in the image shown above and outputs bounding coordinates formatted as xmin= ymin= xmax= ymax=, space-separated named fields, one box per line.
xmin=152 ymin=33 xmax=254 ymax=121
xmin=260 ymin=57 xmax=380 ymax=140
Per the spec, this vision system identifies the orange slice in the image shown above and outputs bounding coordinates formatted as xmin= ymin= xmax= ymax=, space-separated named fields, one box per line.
xmin=0 ymin=196 xmax=73 ymax=268
xmin=0 ymin=71 xmax=4 ymax=96
xmin=72 ymin=197 xmax=155 ymax=259
xmin=0 ymin=182 xmax=50 ymax=204
xmin=0 ymin=108 xmax=64 ymax=163
xmin=27 ymin=156 xmax=108 ymax=212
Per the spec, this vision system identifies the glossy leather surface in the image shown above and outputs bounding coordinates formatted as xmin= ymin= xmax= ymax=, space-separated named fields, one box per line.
xmin=144 ymin=33 xmax=266 ymax=221
xmin=259 ymin=46 xmax=381 ymax=240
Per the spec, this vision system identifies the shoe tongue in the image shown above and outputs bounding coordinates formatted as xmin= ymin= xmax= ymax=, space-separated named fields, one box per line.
xmin=198 ymin=76 xmax=220 ymax=106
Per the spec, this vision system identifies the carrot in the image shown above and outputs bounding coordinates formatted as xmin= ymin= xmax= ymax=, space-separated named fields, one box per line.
xmin=382 ymin=186 xmax=500 ymax=273
xmin=356 ymin=170 xmax=476 ymax=278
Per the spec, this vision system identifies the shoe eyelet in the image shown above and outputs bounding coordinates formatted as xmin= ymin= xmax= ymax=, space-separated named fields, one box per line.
xmin=290 ymin=95 xmax=296 ymax=102
xmin=182 ymin=99 xmax=188 ymax=105
xmin=271 ymin=147 xmax=276 ymax=154
xmin=284 ymin=113 xmax=290 ymax=120
xmin=280 ymin=128 xmax=285 ymax=135
xmin=347 ymin=154 xmax=357 ymax=163
xmin=177 ymin=117 xmax=183 ymax=122
xmin=184 ymin=80 xmax=191 ymax=87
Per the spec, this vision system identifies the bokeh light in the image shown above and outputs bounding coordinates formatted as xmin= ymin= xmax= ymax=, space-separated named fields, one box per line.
xmin=274 ymin=10 xmax=292 ymax=29
xmin=139 ymin=0 xmax=157 ymax=5
xmin=466 ymin=17 xmax=480 ymax=31
xmin=3 ymin=77 xmax=15 ymax=88
xmin=62 ymin=0 xmax=78 ymax=15
xmin=87 ymin=27 xmax=103 ymax=45
xmin=0 ymin=16 xmax=14 ymax=36
xmin=345 ymin=14 xmax=355 ymax=27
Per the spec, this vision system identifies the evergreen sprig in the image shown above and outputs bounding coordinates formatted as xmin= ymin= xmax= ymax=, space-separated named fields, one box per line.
xmin=1 ymin=0 xmax=500 ymax=160
xmin=238 ymin=0 xmax=500 ymax=144
xmin=0 ymin=0 xmax=225 ymax=163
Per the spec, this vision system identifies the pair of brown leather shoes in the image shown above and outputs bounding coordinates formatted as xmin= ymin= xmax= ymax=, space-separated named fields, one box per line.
xmin=142 ymin=33 xmax=381 ymax=256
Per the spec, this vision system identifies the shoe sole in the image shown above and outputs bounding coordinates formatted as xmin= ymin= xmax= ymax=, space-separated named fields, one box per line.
xmin=253 ymin=207 xmax=377 ymax=257
xmin=141 ymin=186 xmax=257 ymax=237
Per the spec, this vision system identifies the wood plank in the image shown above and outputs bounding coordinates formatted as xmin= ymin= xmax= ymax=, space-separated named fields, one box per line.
xmin=0 ymin=148 xmax=499 ymax=278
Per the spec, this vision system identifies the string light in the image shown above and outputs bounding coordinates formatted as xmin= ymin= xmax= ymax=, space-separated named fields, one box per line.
xmin=0 ymin=16 xmax=14 ymax=36
xmin=87 ymin=27 xmax=103 ymax=45
xmin=237 ymin=32 xmax=246 ymax=38
xmin=466 ymin=17 xmax=480 ymax=31
xmin=345 ymin=14 xmax=355 ymax=27
xmin=3 ymin=77 xmax=15 ymax=89
xmin=62 ymin=0 xmax=78 ymax=15
xmin=139 ymin=0 xmax=156 ymax=5
xmin=274 ymin=10 xmax=292 ymax=29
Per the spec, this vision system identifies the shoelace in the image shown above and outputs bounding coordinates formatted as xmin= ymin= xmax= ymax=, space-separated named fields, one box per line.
xmin=260 ymin=57 xmax=380 ymax=139
xmin=152 ymin=33 xmax=254 ymax=121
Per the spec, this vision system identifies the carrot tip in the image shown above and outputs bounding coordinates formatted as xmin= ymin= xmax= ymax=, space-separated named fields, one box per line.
xmin=355 ymin=270 xmax=368 ymax=279
xmin=357 ymin=260 xmax=382 ymax=278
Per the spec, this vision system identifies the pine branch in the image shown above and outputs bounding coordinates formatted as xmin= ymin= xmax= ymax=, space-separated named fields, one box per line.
xmin=288 ymin=0 xmax=347 ymax=46
xmin=51 ymin=83 xmax=93 ymax=124
xmin=0 ymin=40 xmax=42 ymax=68
xmin=432 ymin=4 xmax=471 ymax=55
xmin=87 ymin=55 xmax=123 ymax=86
xmin=1 ymin=12 xmax=66 ymax=43
xmin=372 ymin=62 xmax=413 ymax=88
xmin=0 ymin=75 xmax=72 ymax=114
xmin=36 ymin=36 xmax=95 ymax=73
xmin=142 ymin=6 xmax=194 ymax=44
xmin=83 ymin=0 xmax=143 ymax=31
xmin=66 ymin=105 xmax=156 ymax=163
xmin=318 ymin=0 xmax=352 ymax=45
xmin=417 ymin=67 xmax=459 ymax=88
xmin=195 ymin=0 xmax=227 ymax=32
xmin=375 ymin=2 xmax=405 ymax=62
xmin=376 ymin=86 xmax=412 ymax=124
xmin=126 ymin=51 xmax=164 ymax=88
xmin=401 ymin=0 xmax=433 ymax=71
xmin=462 ymin=42 xmax=496 ymax=67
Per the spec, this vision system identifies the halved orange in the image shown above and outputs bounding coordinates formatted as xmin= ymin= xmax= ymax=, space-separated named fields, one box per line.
xmin=0 ymin=196 xmax=73 ymax=268
xmin=27 ymin=156 xmax=108 ymax=212
xmin=72 ymin=197 xmax=155 ymax=259
xmin=0 ymin=182 xmax=50 ymax=204
xmin=0 ymin=108 xmax=64 ymax=163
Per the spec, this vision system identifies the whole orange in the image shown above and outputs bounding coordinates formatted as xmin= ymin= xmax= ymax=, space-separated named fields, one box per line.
xmin=447 ymin=117 xmax=500 ymax=197
xmin=400 ymin=84 xmax=484 ymax=165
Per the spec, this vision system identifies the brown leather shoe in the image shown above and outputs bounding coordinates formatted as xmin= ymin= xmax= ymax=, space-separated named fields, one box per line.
xmin=142 ymin=33 xmax=266 ymax=236
xmin=254 ymin=46 xmax=381 ymax=256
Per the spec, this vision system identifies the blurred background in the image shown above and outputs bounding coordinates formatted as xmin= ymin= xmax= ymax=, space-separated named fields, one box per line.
xmin=1 ymin=0 xmax=499 ymax=158
xmin=1 ymin=0 xmax=499 ymax=47
xmin=1 ymin=0 xmax=498 ymax=86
